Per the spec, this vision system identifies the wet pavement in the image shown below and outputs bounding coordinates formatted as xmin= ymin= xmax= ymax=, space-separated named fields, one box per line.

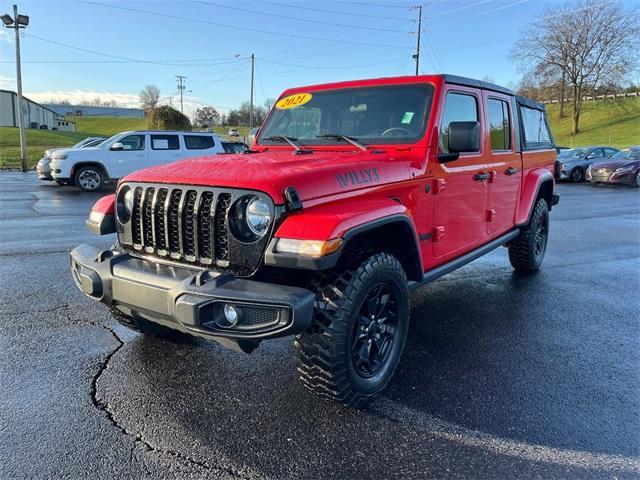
xmin=1 ymin=172 xmax=639 ymax=479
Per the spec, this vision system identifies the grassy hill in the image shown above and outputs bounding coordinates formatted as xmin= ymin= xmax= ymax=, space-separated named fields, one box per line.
xmin=69 ymin=115 xmax=147 ymax=136
xmin=0 ymin=128 xmax=92 ymax=168
xmin=546 ymin=97 xmax=640 ymax=148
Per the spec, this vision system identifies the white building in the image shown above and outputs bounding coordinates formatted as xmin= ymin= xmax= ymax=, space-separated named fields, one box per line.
xmin=0 ymin=89 xmax=76 ymax=132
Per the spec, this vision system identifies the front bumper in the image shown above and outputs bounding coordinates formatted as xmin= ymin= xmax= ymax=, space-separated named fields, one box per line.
xmin=587 ymin=169 xmax=635 ymax=185
xmin=70 ymin=244 xmax=315 ymax=352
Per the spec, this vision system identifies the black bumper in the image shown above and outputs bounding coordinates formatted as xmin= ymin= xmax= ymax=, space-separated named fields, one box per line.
xmin=70 ymin=244 xmax=315 ymax=352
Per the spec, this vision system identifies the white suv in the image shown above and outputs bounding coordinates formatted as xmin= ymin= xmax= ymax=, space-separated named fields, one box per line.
xmin=49 ymin=130 xmax=225 ymax=191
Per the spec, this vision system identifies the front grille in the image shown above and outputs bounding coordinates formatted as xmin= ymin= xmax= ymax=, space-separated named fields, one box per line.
xmin=240 ymin=306 xmax=280 ymax=327
xmin=128 ymin=185 xmax=232 ymax=267
xmin=119 ymin=183 xmax=276 ymax=276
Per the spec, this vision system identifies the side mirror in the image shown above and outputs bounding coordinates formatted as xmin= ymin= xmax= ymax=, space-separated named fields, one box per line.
xmin=110 ymin=142 xmax=124 ymax=151
xmin=438 ymin=121 xmax=480 ymax=164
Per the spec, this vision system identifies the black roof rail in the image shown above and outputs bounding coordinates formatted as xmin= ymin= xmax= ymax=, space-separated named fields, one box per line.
xmin=442 ymin=74 xmax=514 ymax=96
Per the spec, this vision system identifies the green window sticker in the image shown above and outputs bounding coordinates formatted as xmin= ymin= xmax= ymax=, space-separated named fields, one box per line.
xmin=402 ymin=112 xmax=414 ymax=124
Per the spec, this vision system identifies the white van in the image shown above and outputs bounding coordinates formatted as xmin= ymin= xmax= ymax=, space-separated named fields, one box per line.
xmin=49 ymin=130 xmax=225 ymax=191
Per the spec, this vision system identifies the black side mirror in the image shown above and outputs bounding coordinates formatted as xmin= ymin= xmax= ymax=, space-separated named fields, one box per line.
xmin=438 ymin=121 xmax=480 ymax=164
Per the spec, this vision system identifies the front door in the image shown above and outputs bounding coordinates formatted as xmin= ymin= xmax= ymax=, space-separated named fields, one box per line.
xmin=433 ymin=88 xmax=489 ymax=259
xmin=108 ymin=134 xmax=148 ymax=178
xmin=484 ymin=93 xmax=521 ymax=235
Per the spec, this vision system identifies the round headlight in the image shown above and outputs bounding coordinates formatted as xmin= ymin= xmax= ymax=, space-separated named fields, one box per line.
xmin=124 ymin=188 xmax=135 ymax=214
xmin=246 ymin=197 xmax=272 ymax=236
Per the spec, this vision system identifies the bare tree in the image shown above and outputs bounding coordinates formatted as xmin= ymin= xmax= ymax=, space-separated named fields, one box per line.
xmin=139 ymin=84 xmax=161 ymax=111
xmin=512 ymin=0 xmax=639 ymax=134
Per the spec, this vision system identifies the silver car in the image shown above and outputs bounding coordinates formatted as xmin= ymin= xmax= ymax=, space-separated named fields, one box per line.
xmin=557 ymin=146 xmax=619 ymax=182
xmin=37 ymin=137 xmax=106 ymax=181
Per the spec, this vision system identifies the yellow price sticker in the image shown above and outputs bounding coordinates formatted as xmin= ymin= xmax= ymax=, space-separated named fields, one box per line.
xmin=275 ymin=93 xmax=312 ymax=110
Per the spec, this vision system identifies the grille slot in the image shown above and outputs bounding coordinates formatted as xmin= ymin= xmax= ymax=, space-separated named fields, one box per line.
xmin=167 ymin=189 xmax=183 ymax=256
xmin=131 ymin=187 xmax=143 ymax=247
xmin=142 ymin=187 xmax=155 ymax=251
xmin=215 ymin=193 xmax=231 ymax=266
xmin=153 ymin=188 xmax=168 ymax=254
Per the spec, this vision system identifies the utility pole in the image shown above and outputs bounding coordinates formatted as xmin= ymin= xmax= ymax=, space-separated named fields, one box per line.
xmin=176 ymin=75 xmax=187 ymax=114
xmin=412 ymin=5 xmax=422 ymax=76
xmin=249 ymin=53 xmax=255 ymax=132
xmin=2 ymin=5 xmax=29 ymax=171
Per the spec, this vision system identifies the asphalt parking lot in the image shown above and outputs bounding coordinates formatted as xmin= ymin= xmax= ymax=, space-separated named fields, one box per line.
xmin=0 ymin=172 xmax=639 ymax=479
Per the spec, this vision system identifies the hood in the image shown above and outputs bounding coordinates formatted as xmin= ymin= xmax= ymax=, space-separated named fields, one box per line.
xmin=124 ymin=149 xmax=415 ymax=204
xmin=590 ymin=159 xmax=638 ymax=170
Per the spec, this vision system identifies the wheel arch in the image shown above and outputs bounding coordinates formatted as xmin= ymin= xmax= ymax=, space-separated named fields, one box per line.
xmin=516 ymin=169 xmax=555 ymax=226
xmin=70 ymin=161 xmax=109 ymax=181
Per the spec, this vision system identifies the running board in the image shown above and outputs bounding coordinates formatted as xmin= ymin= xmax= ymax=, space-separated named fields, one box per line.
xmin=409 ymin=229 xmax=520 ymax=290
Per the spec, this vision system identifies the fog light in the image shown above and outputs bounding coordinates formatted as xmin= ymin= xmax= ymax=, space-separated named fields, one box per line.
xmin=221 ymin=304 xmax=239 ymax=328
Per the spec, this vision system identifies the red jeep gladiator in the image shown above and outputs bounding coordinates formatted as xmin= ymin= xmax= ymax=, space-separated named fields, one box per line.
xmin=71 ymin=74 xmax=559 ymax=408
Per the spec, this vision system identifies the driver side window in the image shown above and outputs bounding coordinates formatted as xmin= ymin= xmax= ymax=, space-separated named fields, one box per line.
xmin=119 ymin=135 xmax=145 ymax=151
xmin=440 ymin=92 xmax=479 ymax=153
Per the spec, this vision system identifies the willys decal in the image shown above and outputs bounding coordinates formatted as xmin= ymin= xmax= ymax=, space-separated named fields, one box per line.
xmin=336 ymin=168 xmax=380 ymax=188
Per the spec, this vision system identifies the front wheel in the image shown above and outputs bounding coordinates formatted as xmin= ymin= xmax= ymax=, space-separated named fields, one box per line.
xmin=508 ymin=198 xmax=549 ymax=272
xmin=570 ymin=167 xmax=584 ymax=183
xmin=295 ymin=253 xmax=410 ymax=408
xmin=75 ymin=166 xmax=105 ymax=192
xmin=635 ymin=170 xmax=640 ymax=187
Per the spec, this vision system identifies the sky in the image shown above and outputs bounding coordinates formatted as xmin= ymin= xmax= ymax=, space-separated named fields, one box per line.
xmin=0 ymin=0 xmax=638 ymax=118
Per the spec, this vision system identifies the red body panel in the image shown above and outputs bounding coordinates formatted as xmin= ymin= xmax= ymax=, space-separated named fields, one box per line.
xmin=110 ymin=74 xmax=556 ymax=277
xmin=91 ymin=194 xmax=115 ymax=215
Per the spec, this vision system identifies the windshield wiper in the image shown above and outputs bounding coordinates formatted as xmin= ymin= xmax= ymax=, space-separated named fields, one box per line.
xmin=317 ymin=133 xmax=367 ymax=151
xmin=262 ymin=135 xmax=301 ymax=152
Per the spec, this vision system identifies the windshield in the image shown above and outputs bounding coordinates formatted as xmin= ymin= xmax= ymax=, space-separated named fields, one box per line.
xmin=558 ymin=148 xmax=587 ymax=158
xmin=612 ymin=148 xmax=640 ymax=160
xmin=258 ymin=84 xmax=434 ymax=146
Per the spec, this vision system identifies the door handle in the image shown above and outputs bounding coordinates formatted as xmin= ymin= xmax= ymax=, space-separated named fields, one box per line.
xmin=474 ymin=173 xmax=491 ymax=181
xmin=505 ymin=167 xmax=520 ymax=176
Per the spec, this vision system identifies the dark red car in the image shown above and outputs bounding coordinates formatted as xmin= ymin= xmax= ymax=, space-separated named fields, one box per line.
xmin=586 ymin=147 xmax=640 ymax=187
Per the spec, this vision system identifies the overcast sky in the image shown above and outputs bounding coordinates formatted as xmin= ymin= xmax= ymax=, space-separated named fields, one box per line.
xmin=1 ymin=0 xmax=637 ymax=117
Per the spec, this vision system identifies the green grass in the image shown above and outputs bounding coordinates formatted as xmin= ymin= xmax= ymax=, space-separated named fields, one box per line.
xmin=546 ymin=97 xmax=640 ymax=148
xmin=69 ymin=115 xmax=147 ymax=136
xmin=0 ymin=127 xmax=94 ymax=168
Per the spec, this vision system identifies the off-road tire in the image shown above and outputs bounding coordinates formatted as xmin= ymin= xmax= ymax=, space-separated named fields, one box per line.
xmin=294 ymin=253 xmax=410 ymax=408
xmin=570 ymin=167 xmax=584 ymax=183
xmin=109 ymin=306 xmax=184 ymax=339
xmin=509 ymin=198 xmax=549 ymax=272
xmin=75 ymin=165 xmax=105 ymax=192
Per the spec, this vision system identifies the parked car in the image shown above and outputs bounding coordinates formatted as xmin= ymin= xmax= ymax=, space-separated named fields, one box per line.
xmin=557 ymin=146 xmax=619 ymax=182
xmin=72 ymin=74 xmax=558 ymax=408
xmin=49 ymin=131 xmax=225 ymax=192
xmin=221 ymin=141 xmax=247 ymax=154
xmin=586 ymin=147 xmax=640 ymax=187
xmin=555 ymin=146 xmax=570 ymax=154
xmin=228 ymin=128 xmax=240 ymax=137
xmin=37 ymin=137 xmax=106 ymax=181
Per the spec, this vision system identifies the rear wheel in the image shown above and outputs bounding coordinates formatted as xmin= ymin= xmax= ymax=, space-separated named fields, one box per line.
xmin=75 ymin=166 xmax=105 ymax=192
xmin=295 ymin=253 xmax=410 ymax=408
xmin=570 ymin=167 xmax=584 ymax=183
xmin=635 ymin=170 xmax=640 ymax=187
xmin=508 ymin=198 xmax=549 ymax=272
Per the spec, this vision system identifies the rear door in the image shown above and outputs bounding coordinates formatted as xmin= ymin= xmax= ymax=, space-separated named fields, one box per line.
xmin=108 ymin=134 xmax=148 ymax=178
xmin=433 ymin=88 xmax=489 ymax=258
xmin=183 ymin=134 xmax=219 ymax=157
xmin=484 ymin=93 xmax=521 ymax=235
xmin=149 ymin=134 xmax=183 ymax=166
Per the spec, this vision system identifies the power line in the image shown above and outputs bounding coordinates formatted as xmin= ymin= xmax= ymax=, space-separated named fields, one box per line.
xmin=245 ymin=0 xmax=414 ymax=21
xmin=322 ymin=0 xmax=414 ymax=8
xmin=259 ymin=57 xmax=411 ymax=70
xmin=429 ymin=0 xmax=497 ymax=18
xmin=73 ymin=0 xmax=409 ymax=49
xmin=186 ymin=0 xmax=411 ymax=33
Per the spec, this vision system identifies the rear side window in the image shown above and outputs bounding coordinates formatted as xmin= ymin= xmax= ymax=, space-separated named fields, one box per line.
xmin=151 ymin=134 xmax=179 ymax=150
xmin=488 ymin=98 xmax=511 ymax=151
xmin=440 ymin=92 xmax=479 ymax=153
xmin=119 ymin=134 xmax=145 ymax=151
xmin=520 ymin=106 xmax=552 ymax=150
xmin=184 ymin=135 xmax=215 ymax=150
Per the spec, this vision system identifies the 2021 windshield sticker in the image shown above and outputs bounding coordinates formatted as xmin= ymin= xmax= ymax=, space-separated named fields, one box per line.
xmin=275 ymin=93 xmax=313 ymax=110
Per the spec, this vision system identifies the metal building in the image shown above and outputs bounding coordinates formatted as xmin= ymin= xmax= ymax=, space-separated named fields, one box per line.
xmin=0 ymin=89 xmax=76 ymax=131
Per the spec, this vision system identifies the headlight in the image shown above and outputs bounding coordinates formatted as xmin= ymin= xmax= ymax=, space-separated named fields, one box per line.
xmin=53 ymin=154 xmax=68 ymax=160
xmin=116 ymin=185 xmax=135 ymax=223
xmin=246 ymin=197 xmax=271 ymax=236
xmin=229 ymin=195 xmax=273 ymax=242
xmin=615 ymin=165 xmax=633 ymax=173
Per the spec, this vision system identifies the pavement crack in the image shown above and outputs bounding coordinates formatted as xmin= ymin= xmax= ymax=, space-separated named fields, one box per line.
xmin=87 ymin=320 xmax=250 ymax=479
xmin=0 ymin=303 xmax=70 ymax=316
